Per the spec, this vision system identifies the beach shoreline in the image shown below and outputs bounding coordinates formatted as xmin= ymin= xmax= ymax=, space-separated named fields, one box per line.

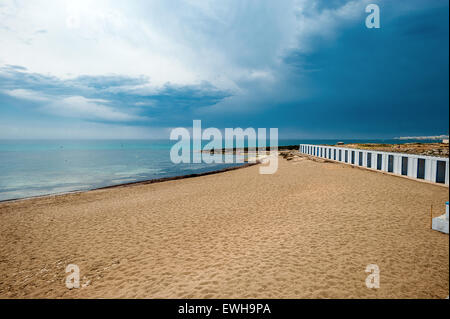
xmin=0 ymin=156 xmax=448 ymax=299
xmin=0 ymin=162 xmax=259 ymax=204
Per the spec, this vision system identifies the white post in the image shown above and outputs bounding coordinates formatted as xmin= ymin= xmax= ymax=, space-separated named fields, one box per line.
xmin=372 ymin=152 xmax=376 ymax=169
xmin=425 ymin=158 xmax=432 ymax=181
xmin=369 ymin=152 xmax=375 ymax=169
xmin=393 ymin=154 xmax=401 ymax=174
xmin=408 ymin=156 xmax=417 ymax=178
xmin=430 ymin=159 xmax=438 ymax=183
xmin=446 ymin=160 xmax=449 ymax=185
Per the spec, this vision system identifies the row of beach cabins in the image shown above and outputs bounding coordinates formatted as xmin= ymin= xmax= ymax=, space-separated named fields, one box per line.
xmin=299 ymin=144 xmax=449 ymax=186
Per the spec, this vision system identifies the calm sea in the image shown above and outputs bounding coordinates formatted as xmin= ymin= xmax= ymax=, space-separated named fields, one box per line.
xmin=0 ymin=138 xmax=437 ymax=201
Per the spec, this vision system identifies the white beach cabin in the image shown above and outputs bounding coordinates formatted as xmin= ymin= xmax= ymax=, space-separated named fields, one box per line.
xmin=432 ymin=202 xmax=449 ymax=234
xmin=299 ymin=144 xmax=449 ymax=186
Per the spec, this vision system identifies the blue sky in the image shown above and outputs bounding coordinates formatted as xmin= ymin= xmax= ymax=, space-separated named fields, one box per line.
xmin=0 ymin=0 xmax=448 ymax=139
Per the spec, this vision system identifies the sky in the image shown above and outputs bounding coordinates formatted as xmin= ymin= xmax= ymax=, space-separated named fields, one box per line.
xmin=0 ymin=0 xmax=448 ymax=139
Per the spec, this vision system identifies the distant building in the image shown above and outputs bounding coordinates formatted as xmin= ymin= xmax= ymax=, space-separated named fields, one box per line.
xmin=443 ymin=139 xmax=449 ymax=144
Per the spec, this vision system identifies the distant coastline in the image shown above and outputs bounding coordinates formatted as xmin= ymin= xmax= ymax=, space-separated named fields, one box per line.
xmin=394 ymin=135 xmax=449 ymax=140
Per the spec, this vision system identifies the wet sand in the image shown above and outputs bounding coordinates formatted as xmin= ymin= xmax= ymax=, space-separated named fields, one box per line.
xmin=0 ymin=156 xmax=448 ymax=298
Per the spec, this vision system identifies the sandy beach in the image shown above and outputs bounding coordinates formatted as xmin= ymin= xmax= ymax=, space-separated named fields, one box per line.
xmin=0 ymin=155 xmax=448 ymax=299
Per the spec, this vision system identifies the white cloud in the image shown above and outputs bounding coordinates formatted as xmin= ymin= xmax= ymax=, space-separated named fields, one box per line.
xmin=0 ymin=0 xmax=197 ymax=86
xmin=3 ymin=88 xmax=49 ymax=101
xmin=0 ymin=0 xmax=301 ymax=92
xmin=41 ymin=96 xmax=147 ymax=122
xmin=292 ymin=0 xmax=372 ymax=53
xmin=0 ymin=0 xmax=383 ymax=117
xmin=4 ymin=88 xmax=145 ymax=122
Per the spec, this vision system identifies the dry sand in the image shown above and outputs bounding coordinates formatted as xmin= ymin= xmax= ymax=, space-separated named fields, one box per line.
xmin=0 ymin=156 xmax=448 ymax=298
